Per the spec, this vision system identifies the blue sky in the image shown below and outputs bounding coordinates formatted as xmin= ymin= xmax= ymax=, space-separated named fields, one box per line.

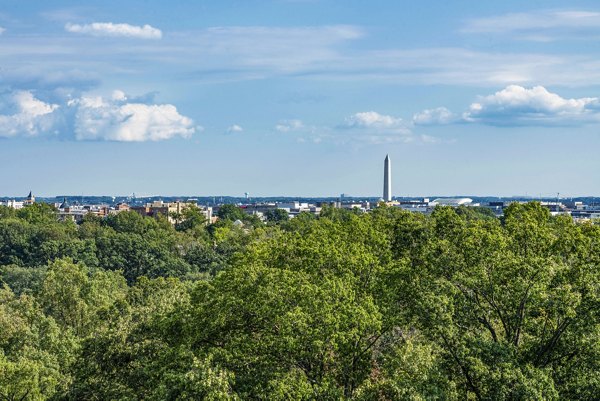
xmin=1 ymin=0 xmax=600 ymax=197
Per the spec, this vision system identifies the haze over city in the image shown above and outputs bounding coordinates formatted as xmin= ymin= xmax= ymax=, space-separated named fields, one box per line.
xmin=2 ymin=0 xmax=600 ymax=196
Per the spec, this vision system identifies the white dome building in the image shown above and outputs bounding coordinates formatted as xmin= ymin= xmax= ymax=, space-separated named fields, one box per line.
xmin=430 ymin=198 xmax=473 ymax=207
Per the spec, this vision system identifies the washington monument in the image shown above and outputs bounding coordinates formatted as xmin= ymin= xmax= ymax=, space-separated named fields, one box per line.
xmin=383 ymin=154 xmax=391 ymax=201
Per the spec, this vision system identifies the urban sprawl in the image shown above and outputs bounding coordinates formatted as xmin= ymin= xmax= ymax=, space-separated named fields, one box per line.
xmin=3 ymin=155 xmax=600 ymax=224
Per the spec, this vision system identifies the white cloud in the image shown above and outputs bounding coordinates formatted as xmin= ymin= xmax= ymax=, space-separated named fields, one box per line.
xmin=462 ymin=10 xmax=600 ymax=40
xmin=227 ymin=124 xmax=243 ymax=133
xmin=345 ymin=111 xmax=404 ymax=129
xmin=0 ymin=27 xmax=5 ymax=35
xmin=413 ymin=107 xmax=457 ymax=125
xmin=414 ymin=85 xmax=600 ymax=127
xmin=273 ymin=119 xmax=331 ymax=143
xmin=194 ymin=25 xmax=363 ymax=74
xmin=4 ymin=22 xmax=600 ymax=87
xmin=14 ymin=91 xmax=58 ymax=116
xmin=464 ymin=85 xmax=600 ymax=125
xmin=358 ymin=134 xmax=414 ymax=145
xmin=271 ymin=112 xmax=440 ymax=146
xmin=275 ymin=119 xmax=304 ymax=132
xmin=420 ymin=134 xmax=441 ymax=144
xmin=0 ymin=88 xmax=195 ymax=141
xmin=72 ymin=93 xmax=194 ymax=141
xmin=339 ymin=111 xmax=412 ymax=144
xmin=111 ymin=89 xmax=127 ymax=101
xmin=0 ymin=91 xmax=59 ymax=137
xmin=65 ymin=22 xmax=162 ymax=39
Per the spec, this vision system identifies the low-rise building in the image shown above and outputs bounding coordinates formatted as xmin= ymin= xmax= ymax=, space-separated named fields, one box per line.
xmin=57 ymin=198 xmax=90 ymax=223
xmin=0 ymin=199 xmax=24 ymax=209
xmin=132 ymin=200 xmax=212 ymax=225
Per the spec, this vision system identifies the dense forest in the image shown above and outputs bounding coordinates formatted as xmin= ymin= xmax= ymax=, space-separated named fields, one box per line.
xmin=0 ymin=202 xmax=598 ymax=400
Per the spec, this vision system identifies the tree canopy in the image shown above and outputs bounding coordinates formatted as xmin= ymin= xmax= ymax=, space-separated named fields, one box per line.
xmin=0 ymin=202 xmax=598 ymax=400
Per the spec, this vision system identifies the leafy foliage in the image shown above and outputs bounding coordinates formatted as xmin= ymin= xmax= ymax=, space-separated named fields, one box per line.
xmin=264 ymin=208 xmax=289 ymax=224
xmin=0 ymin=202 xmax=598 ymax=399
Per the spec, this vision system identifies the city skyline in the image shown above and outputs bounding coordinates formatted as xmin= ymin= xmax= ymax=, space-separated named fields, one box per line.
xmin=1 ymin=1 xmax=600 ymax=196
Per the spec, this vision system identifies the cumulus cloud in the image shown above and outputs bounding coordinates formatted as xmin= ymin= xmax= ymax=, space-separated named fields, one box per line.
xmin=72 ymin=93 xmax=194 ymax=141
xmin=275 ymin=119 xmax=304 ymax=132
xmin=0 ymin=89 xmax=194 ymax=141
xmin=0 ymin=27 xmax=5 ymax=35
xmin=0 ymin=91 xmax=59 ymax=137
xmin=227 ymin=124 xmax=243 ymax=133
xmin=413 ymin=107 xmax=457 ymax=125
xmin=111 ymin=89 xmax=127 ymax=101
xmin=414 ymin=85 xmax=600 ymax=126
xmin=65 ymin=22 xmax=162 ymax=39
xmin=345 ymin=111 xmax=404 ymax=129
xmin=463 ymin=85 xmax=600 ymax=125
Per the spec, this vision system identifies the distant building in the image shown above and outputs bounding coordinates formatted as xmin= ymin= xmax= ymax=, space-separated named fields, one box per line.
xmin=131 ymin=200 xmax=212 ymax=225
xmin=563 ymin=201 xmax=585 ymax=210
xmin=539 ymin=201 xmax=566 ymax=214
xmin=394 ymin=198 xmax=430 ymax=213
xmin=483 ymin=201 xmax=506 ymax=216
xmin=430 ymin=198 xmax=473 ymax=207
xmin=0 ymin=199 xmax=24 ymax=209
xmin=340 ymin=202 xmax=368 ymax=212
xmin=276 ymin=201 xmax=320 ymax=217
xmin=278 ymin=201 xmax=309 ymax=211
xmin=59 ymin=197 xmax=70 ymax=209
xmin=23 ymin=191 xmax=35 ymax=206
xmin=115 ymin=203 xmax=130 ymax=212
xmin=57 ymin=198 xmax=90 ymax=223
xmin=241 ymin=203 xmax=277 ymax=220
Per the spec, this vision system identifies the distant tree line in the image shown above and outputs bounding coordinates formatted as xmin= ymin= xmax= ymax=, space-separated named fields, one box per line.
xmin=0 ymin=202 xmax=598 ymax=400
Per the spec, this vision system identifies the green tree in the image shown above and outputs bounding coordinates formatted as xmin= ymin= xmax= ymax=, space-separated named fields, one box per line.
xmin=0 ymin=205 xmax=16 ymax=220
xmin=455 ymin=205 xmax=497 ymax=221
xmin=264 ymin=208 xmax=289 ymax=224
xmin=216 ymin=204 xmax=245 ymax=221
xmin=67 ymin=277 xmax=240 ymax=400
xmin=0 ymin=200 xmax=596 ymax=400
xmin=175 ymin=204 xmax=208 ymax=232
xmin=0 ymin=265 xmax=47 ymax=295
xmin=0 ymin=286 xmax=76 ymax=400
xmin=184 ymin=213 xmax=396 ymax=399
xmin=386 ymin=204 xmax=599 ymax=399
xmin=0 ymin=218 xmax=35 ymax=266
xmin=16 ymin=203 xmax=57 ymax=225
xmin=104 ymin=210 xmax=157 ymax=234
xmin=39 ymin=258 xmax=128 ymax=337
